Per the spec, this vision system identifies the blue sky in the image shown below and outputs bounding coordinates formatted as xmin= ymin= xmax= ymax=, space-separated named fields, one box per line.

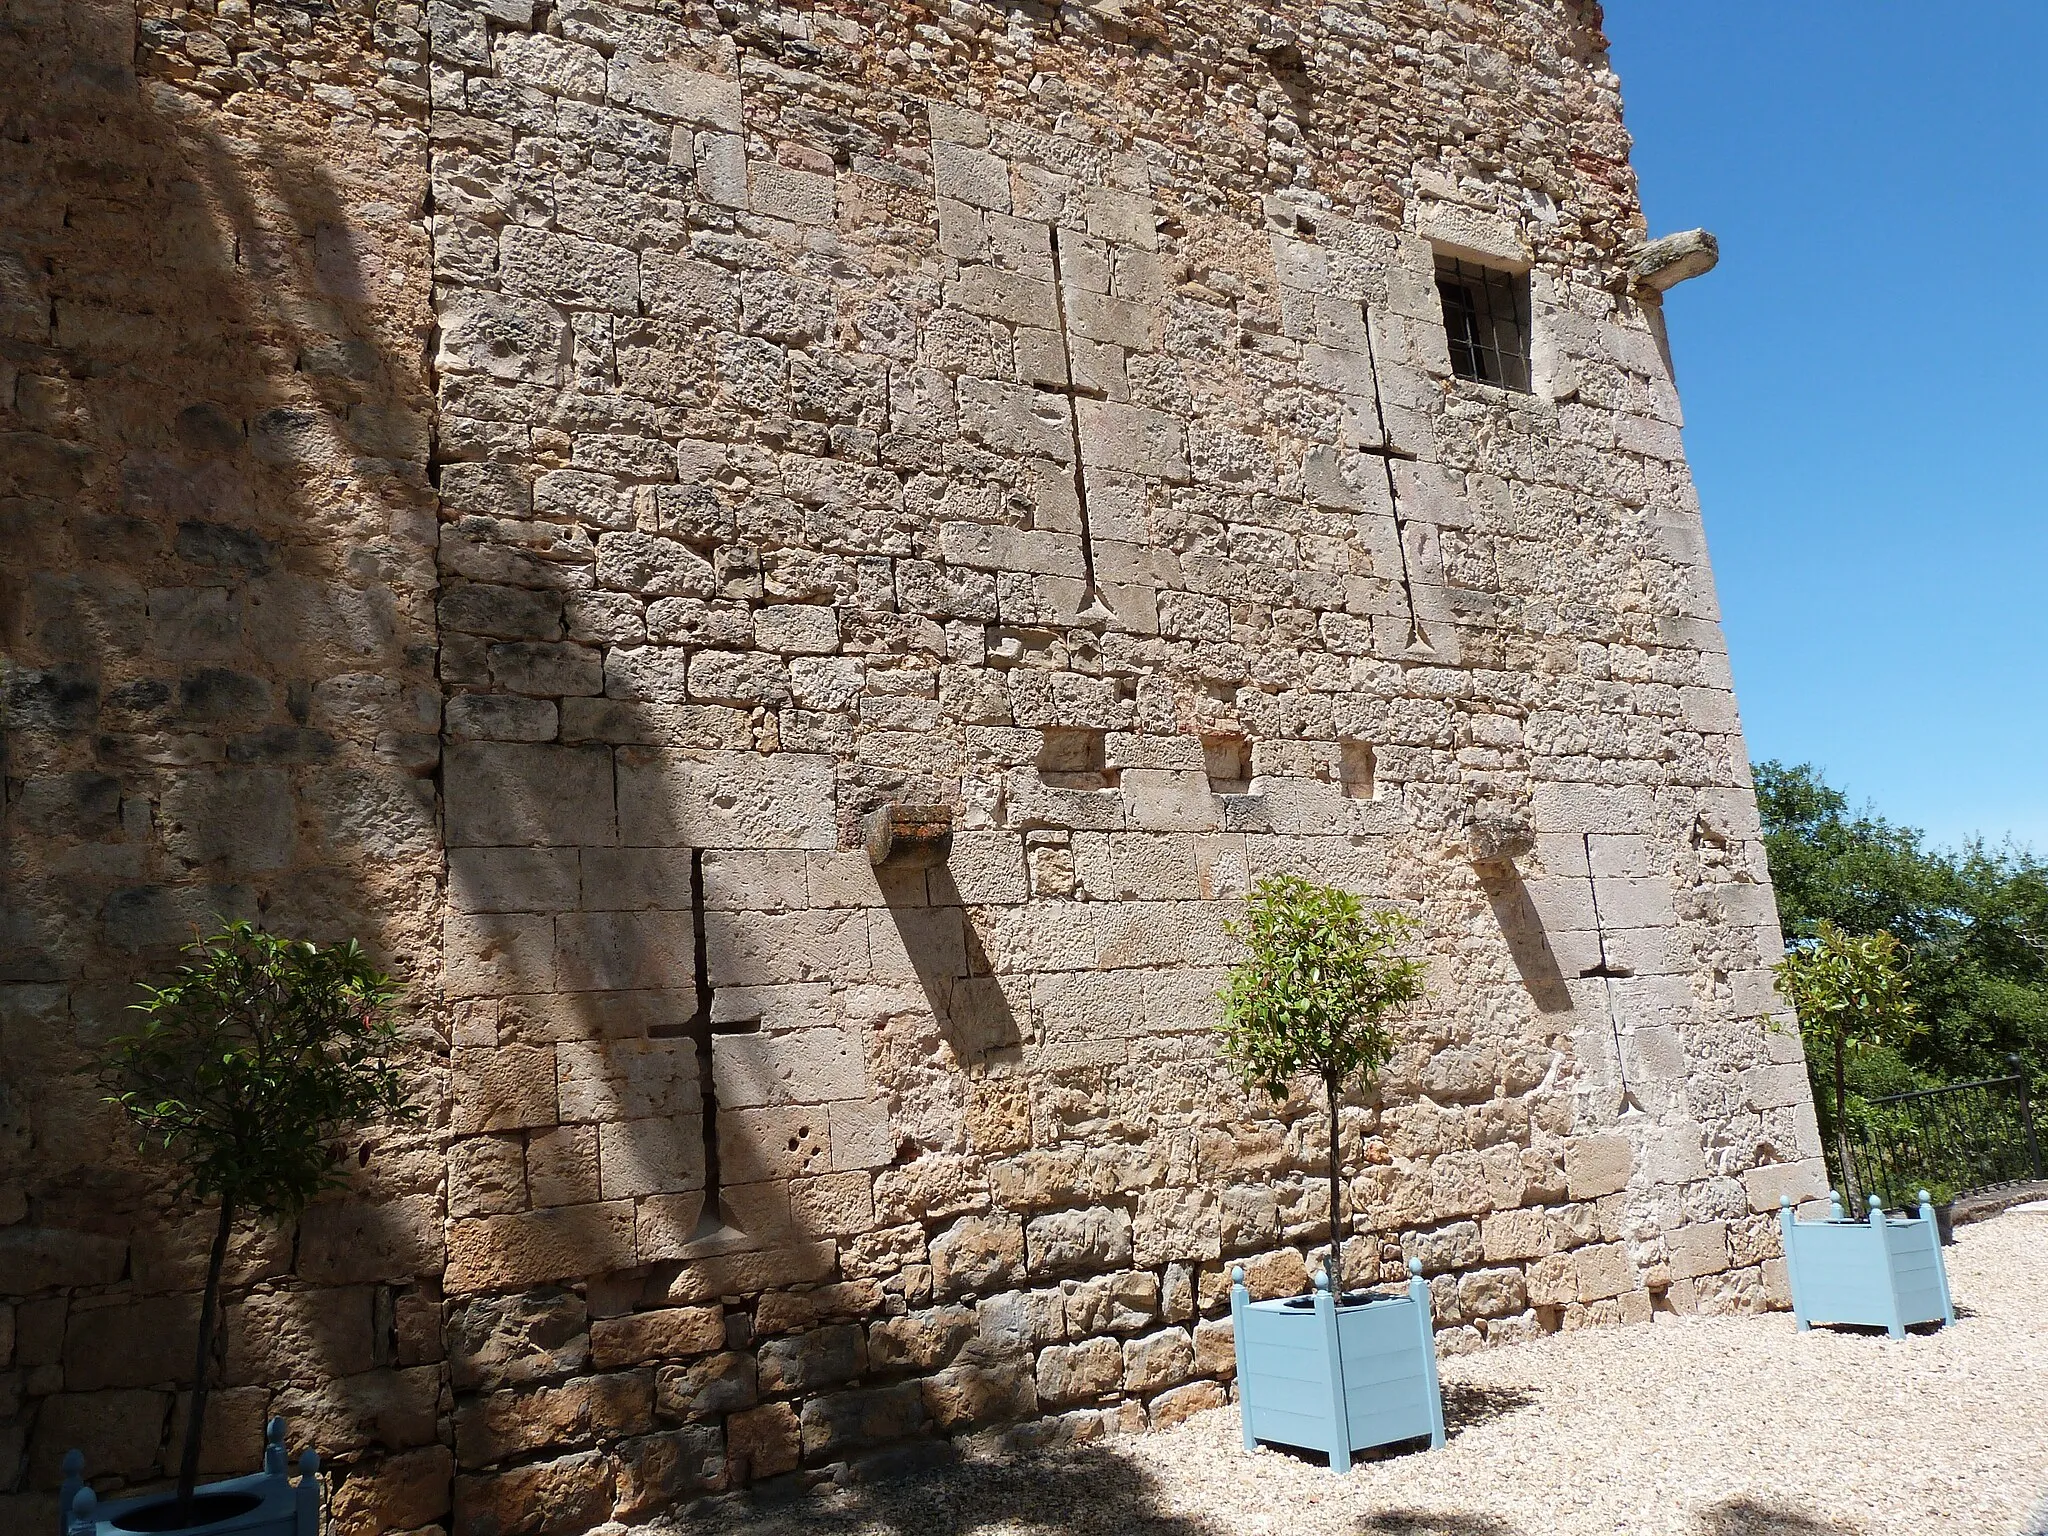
xmin=1602 ymin=2 xmax=2048 ymax=854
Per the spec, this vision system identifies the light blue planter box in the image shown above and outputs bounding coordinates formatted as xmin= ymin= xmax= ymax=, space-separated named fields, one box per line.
xmin=60 ymin=1419 xmax=321 ymax=1536
xmin=1779 ymin=1191 xmax=1956 ymax=1339
xmin=1230 ymin=1260 xmax=1446 ymax=1471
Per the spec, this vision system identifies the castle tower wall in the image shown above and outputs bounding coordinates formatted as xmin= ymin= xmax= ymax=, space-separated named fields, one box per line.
xmin=1 ymin=1 xmax=1825 ymax=1527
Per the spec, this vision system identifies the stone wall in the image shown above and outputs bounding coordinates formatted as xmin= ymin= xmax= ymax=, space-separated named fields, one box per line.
xmin=1 ymin=0 xmax=453 ymax=1527
xmin=2 ymin=0 xmax=1828 ymax=1530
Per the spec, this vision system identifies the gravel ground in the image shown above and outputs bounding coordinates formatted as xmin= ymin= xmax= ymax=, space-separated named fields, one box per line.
xmin=674 ymin=1207 xmax=2048 ymax=1536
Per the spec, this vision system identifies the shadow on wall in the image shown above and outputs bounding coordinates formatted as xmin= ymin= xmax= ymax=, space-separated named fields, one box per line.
xmin=1476 ymin=866 xmax=1573 ymax=1015
xmin=0 ymin=0 xmax=441 ymax=1514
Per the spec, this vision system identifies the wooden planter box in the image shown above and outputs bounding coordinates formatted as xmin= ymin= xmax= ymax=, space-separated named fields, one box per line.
xmin=1230 ymin=1260 xmax=1446 ymax=1471
xmin=1779 ymin=1191 xmax=1956 ymax=1339
xmin=60 ymin=1421 xmax=320 ymax=1536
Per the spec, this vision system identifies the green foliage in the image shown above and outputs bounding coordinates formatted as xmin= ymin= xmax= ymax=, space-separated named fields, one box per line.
xmin=106 ymin=921 xmax=415 ymax=1218
xmin=1774 ymin=922 xmax=1916 ymax=1085
xmin=1756 ymin=760 xmax=2048 ymax=1092
xmin=1217 ymin=875 xmax=1427 ymax=1101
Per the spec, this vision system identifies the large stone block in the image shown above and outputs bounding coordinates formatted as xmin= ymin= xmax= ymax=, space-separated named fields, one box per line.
xmin=225 ymin=1287 xmax=376 ymax=1386
xmin=757 ymin=1323 xmax=866 ymax=1395
xmin=501 ymin=227 xmax=638 ymax=313
xmin=591 ymin=1306 xmax=724 ymax=1369
xmin=445 ymin=742 xmax=617 ymax=848
xmin=1564 ymin=1134 xmax=1634 ymax=1200
xmin=656 ymin=1351 xmax=758 ymax=1422
xmin=28 ymin=1389 xmax=169 ymax=1485
xmin=330 ymin=1445 xmax=454 ymax=1536
xmin=615 ymin=1424 xmax=728 ymax=1515
xmin=922 ymin=1360 xmax=1036 ymax=1430
xmin=1076 ymin=399 xmax=1187 ymax=480
xmin=61 ymin=1295 xmax=198 ymax=1391
xmin=616 ymin=749 xmax=835 ymax=849
xmin=436 ymin=291 xmax=570 ymax=386
xmin=798 ymin=1381 xmax=928 ymax=1460
xmin=1034 ymin=1337 xmax=1120 ymax=1408
xmin=1025 ymin=1207 xmax=1133 ymax=1278
xmin=608 ymin=54 xmax=741 ymax=127
xmin=713 ymin=1027 xmax=864 ymax=1108
xmin=454 ymin=1370 xmax=654 ymax=1467
xmin=928 ymin=1213 xmax=1024 ymax=1294
xmin=452 ymin=1450 xmax=614 ymax=1536
xmin=446 ymin=1203 xmax=638 ymax=1293
xmin=554 ymin=910 xmax=694 ymax=992
xmin=159 ymin=769 xmax=294 ymax=872
xmin=298 ymin=1197 xmax=443 ymax=1285
xmin=1121 ymin=1328 xmax=1195 ymax=1394
xmin=452 ymin=1044 xmax=558 ymax=1134
xmin=270 ymin=1365 xmax=441 ymax=1457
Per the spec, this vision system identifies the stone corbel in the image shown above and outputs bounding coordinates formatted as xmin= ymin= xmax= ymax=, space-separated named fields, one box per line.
xmin=863 ymin=803 xmax=954 ymax=869
xmin=1631 ymin=228 xmax=1719 ymax=293
xmin=1463 ymin=805 xmax=1534 ymax=874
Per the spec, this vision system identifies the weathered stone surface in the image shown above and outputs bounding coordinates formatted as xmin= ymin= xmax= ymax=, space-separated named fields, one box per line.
xmin=1122 ymin=1328 xmax=1196 ymax=1395
xmin=591 ymin=1306 xmax=725 ymax=1369
xmin=272 ymin=1365 xmax=441 ymax=1457
xmin=331 ymin=1446 xmax=455 ymax=1536
xmin=1027 ymin=1209 xmax=1133 ymax=1278
xmin=446 ymin=1203 xmax=637 ymax=1293
xmin=1565 ymin=1136 xmax=1635 ymax=1200
xmin=63 ymin=1295 xmax=199 ymax=1390
xmin=3 ymin=0 xmax=1821 ymax=1505
xmin=454 ymin=1370 xmax=654 ymax=1467
xmin=656 ymin=1352 xmax=758 ymax=1423
xmin=929 ymin=1214 xmax=1024 ymax=1294
xmin=225 ymin=1287 xmax=376 ymax=1386
xmin=868 ymin=1305 xmax=976 ymax=1373
xmin=921 ymin=1360 xmax=1037 ymax=1430
xmin=1148 ymin=1378 xmax=1227 ymax=1427
xmin=615 ymin=1425 xmax=728 ymax=1515
xmin=757 ymin=1323 xmax=866 ymax=1395
xmin=448 ymin=1289 xmax=591 ymax=1392
xmin=1035 ymin=1337 xmax=1122 ymax=1408
xmin=725 ymin=1402 xmax=799 ymax=1481
xmin=799 ymin=1382 xmax=929 ymax=1460
xmin=453 ymin=1451 xmax=614 ymax=1536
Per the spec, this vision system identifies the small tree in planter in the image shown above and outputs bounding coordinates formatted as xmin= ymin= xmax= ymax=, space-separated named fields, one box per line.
xmin=93 ymin=922 xmax=412 ymax=1531
xmin=1219 ymin=874 xmax=1427 ymax=1292
xmin=1774 ymin=920 xmax=1915 ymax=1198
xmin=1217 ymin=876 xmax=1442 ymax=1470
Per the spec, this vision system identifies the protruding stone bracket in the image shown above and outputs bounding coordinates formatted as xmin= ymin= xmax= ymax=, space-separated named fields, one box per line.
xmin=1463 ymin=807 xmax=1534 ymax=873
xmin=1631 ymin=228 xmax=1719 ymax=293
xmin=863 ymin=803 xmax=954 ymax=869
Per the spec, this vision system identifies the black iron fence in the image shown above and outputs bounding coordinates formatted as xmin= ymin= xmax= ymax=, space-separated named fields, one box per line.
xmin=1837 ymin=1056 xmax=2042 ymax=1209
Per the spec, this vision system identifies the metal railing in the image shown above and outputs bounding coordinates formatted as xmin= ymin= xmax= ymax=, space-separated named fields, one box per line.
xmin=1839 ymin=1055 xmax=2041 ymax=1209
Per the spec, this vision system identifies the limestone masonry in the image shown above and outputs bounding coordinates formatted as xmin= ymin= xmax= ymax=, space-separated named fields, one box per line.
xmin=1 ymin=0 xmax=1828 ymax=1528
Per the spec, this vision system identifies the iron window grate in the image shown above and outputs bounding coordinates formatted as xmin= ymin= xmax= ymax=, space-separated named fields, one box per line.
xmin=1435 ymin=255 xmax=1532 ymax=393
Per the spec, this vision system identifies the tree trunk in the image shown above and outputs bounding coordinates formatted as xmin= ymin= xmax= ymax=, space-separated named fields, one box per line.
xmin=1832 ymin=1036 xmax=1857 ymax=1202
xmin=1325 ymin=1071 xmax=1343 ymax=1297
xmin=177 ymin=1196 xmax=234 ymax=1521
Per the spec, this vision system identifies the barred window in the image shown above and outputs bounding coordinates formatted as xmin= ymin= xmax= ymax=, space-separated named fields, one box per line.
xmin=1435 ymin=254 xmax=1532 ymax=393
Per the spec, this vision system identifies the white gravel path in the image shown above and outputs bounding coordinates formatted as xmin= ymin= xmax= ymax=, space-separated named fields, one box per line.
xmin=681 ymin=1207 xmax=2048 ymax=1536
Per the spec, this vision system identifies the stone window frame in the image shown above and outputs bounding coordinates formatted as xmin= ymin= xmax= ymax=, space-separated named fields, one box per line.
xmin=1435 ymin=252 xmax=1534 ymax=394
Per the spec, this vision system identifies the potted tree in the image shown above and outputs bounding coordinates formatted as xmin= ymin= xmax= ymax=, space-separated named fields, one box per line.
xmin=1215 ymin=875 xmax=1443 ymax=1470
xmin=1775 ymin=920 xmax=1915 ymax=1199
xmin=64 ymin=922 xmax=412 ymax=1534
xmin=1773 ymin=922 xmax=1953 ymax=1336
